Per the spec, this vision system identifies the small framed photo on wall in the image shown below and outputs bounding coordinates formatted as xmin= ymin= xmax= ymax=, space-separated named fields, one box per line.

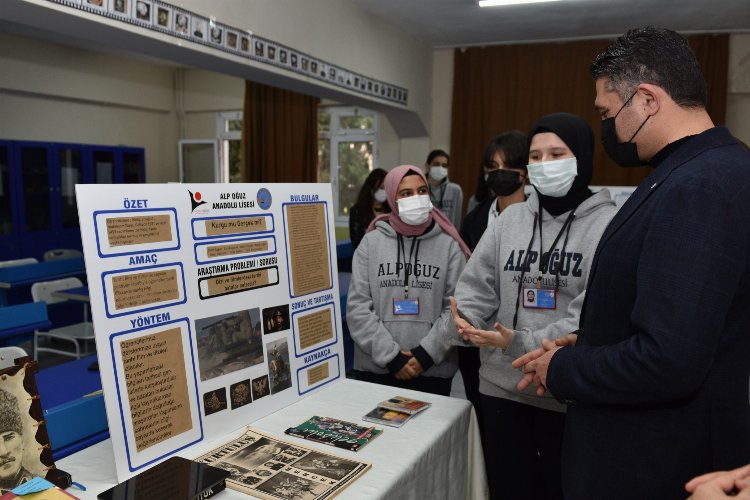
xmin=174 ymin=11 xmax=190 ymax=36
xmin=109 ymin=0 xmax=129 ymax=16
xmin=83 ymin=0 xmax=106 ymax=10
xmin=133 ymin=0 xmax=152 ymax=24
xmin=191 ymin=16 xmax=207 ymax=40
xmin=226 ymin=30 xmax=239 ymax=51
xmin=155 ymin=3 xmax=172 ymax=30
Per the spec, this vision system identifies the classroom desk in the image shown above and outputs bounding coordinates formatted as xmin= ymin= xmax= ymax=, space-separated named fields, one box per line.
xmin=0 ymin=257 xmax=86 ymax=305
xmin=58 ymin=379 xmax=488 ymax=499
xmin=37 ymin=355 xmax=108 ymax=460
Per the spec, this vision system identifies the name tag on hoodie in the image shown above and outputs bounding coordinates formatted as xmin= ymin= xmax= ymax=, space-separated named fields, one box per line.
xmin=522 ymin=287 xmax=556 ymax=309
xmin=393 ymin=298 xmax=419 ymax=315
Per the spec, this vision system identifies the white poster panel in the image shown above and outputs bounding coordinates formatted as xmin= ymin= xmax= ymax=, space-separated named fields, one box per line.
xmin=75 ymin=183 xmax=345 ymax=481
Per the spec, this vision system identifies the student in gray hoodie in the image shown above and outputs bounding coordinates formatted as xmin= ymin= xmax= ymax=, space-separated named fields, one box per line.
xmin=347 ymin=164 xmax=471 ymax=396
xmin=446 ymin=113 xmax=617 ymax=500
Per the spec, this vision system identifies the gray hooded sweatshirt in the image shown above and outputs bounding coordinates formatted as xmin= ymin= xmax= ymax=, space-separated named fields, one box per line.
xmin=446 ymin=189 xmax=616 ymax=411
xmin=347 ymin=220 xmax=466 ymax=378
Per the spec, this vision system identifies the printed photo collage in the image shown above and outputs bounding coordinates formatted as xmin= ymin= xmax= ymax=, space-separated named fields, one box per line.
xmin=197 ymin=303 xmax=294 ymax=419
xmin=55 ymin=0 xmax=408 ymax=106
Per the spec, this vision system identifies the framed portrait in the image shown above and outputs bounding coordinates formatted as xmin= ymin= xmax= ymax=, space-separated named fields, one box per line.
xmin=310 ymin=60 xmax=318 ymax=75
xmin=108 ymin=0 xmax=129 ymax=16
xmin=267 ymin=44 xmax=276 ymax=61
xmin=155 ymin=4 xmax=172 ymax=30
xmin=132 ymin=0 xmax=152 ymax=24
xmin=240 ymin=35 xmax=250 ymax=54
xmin=301 ymin=57 xmax=308 ymax=72
xmin=225 ymin=30 xmax=239 ymax=50
xmin=290 ymin=53 xmax=298 ymax=69
xmin=174 ymin=11 xmax=190 ymax=36
xmin=279 ymin=49 xmax=287 ymax=65
xmin=210 ymin=24 xmax=224 ymax=46
xmin=83 ymin=0 xmax=106 ymax=10
xmin=0 ymin=358 xmax=69 ymax=494
xmin=191 ymin=16 xmax=207 ymax=40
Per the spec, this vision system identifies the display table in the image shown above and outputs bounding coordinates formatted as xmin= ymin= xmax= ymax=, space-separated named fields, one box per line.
xmin=58 ymin=379 xmax=488 ymax=499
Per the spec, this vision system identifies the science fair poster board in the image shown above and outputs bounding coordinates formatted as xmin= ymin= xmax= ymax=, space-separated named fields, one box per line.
xmin=75 ymin=183 xmax=345 ymax=482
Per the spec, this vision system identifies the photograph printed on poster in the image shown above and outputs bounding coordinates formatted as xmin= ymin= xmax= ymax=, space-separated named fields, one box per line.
xmin=256 ymin=471 xmax=329 ymax=499
xmin=251 ymin=374 xmax=270 ymax=401
xmin=0 ymin=373 xmax=47 ymax=493
xmin=266 ymin=338 xmax=292 ymax=394
xmin=133 ymin=0 xmax=151 ymax=23
xmin=262 ymin=304 xmax=290 ymax=334
xmin=293 ymin=451 xmax=361 ymax=481
xmin=195 ymin=308 xmax=264 ymax=381
xmin=203 ymin=388 xmax=227 ymax=416
xmin=230 ymin=379 xmax=251 ymax=410
xmin=192 ymin=16 xmax=207 ymax=40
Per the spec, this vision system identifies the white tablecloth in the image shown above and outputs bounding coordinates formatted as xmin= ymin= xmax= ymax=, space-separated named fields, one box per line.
xmin=59 ymin=379 xmax=488 ymax=499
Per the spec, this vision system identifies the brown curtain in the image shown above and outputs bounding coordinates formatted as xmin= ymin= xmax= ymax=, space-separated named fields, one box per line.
xmin=450 ymin=34 xmax=729 ymax=205
xmin=241 ymin=81 xmax=319 ymax=182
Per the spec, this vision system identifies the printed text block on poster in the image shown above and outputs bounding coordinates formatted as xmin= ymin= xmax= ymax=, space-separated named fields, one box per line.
xmin=286 ymin=203 xmax=330 ymax=296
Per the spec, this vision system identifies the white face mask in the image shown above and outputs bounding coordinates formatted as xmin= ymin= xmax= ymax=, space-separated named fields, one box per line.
xmin=373 ymin=188 xmax=387 ymax=203
xmin=429 ymin=166 xmax=448 ymax=181
xmin=526 ymin=157 xmax=578 ymax=198
xmin=397 ymin=194 xmax=432 ymax=225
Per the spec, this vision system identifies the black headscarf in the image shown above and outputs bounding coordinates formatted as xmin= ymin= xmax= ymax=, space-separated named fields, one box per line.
xmin=528 ymin=112 xmax=594 ymax=216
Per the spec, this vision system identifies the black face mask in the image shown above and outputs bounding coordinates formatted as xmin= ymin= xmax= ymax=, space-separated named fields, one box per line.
xmin=601 ymin=91 xmax=650 ymax=168
xmin=487 ymin=169 xmax=523 ymax=197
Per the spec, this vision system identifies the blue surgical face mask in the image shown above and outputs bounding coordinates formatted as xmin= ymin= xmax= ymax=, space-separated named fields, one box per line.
xmin=526 ymin=157 xmax=578 ymax=197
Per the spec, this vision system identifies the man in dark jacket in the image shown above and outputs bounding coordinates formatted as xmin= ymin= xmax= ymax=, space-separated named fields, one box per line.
xmin=513 ymin=26 xmax=750 ymax=499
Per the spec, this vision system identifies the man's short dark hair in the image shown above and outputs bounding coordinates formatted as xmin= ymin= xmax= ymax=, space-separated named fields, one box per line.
xmin=590 ymin=26 xmax=707 ymax=108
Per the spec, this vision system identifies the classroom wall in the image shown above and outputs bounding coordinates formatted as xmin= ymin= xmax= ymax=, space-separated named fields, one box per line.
xmin=0 ymin=32 xmax=180 ymax=183
xmin=430 ymin=34 xmax=750 ymax=160
xmin=0 ymin=0 xmax=436 ymax=180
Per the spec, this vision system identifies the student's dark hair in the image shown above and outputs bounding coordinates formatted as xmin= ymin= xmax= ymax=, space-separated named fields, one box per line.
xmin=590 ymin=26 xmax=706 ymax=108
xmin=353 ymin=168 xmax=389 ymax=211
xmin=426 ymin=149 xmax=450 ymax=165
xmin=474 ymin=130 xmax=527 ymax=204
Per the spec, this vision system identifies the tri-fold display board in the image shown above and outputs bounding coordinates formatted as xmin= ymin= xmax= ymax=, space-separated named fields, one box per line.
xmin=76 ymin=183 xmax=345 ymax=481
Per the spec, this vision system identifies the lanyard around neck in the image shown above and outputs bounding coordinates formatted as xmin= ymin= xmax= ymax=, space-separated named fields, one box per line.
xmin=397 ymin=235 xmax=420 ymax=298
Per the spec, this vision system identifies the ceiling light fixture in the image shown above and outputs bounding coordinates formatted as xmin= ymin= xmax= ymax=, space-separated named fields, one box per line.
xmin=478 ymin=0 xmax=560 ymax=6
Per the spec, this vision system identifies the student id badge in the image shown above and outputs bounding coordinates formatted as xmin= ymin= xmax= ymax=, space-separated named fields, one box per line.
xmin=393 ymin=298 xmax=420 ymax=315
xmin=522 ymin=287 xmax=556 ymax=309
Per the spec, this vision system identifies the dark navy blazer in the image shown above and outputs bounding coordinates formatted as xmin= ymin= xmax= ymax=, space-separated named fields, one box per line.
xmin=548 ymin=127 xmax=750 ymax=499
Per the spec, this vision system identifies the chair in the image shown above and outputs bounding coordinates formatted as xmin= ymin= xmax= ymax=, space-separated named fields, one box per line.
xmin=0 ymin=346 xmax=27 ymax=370
xmin=31 ymin=278 xmax=95 ymax=360
xmin=43 ymin=249 xmax=83 ymax=262
xmin=0 ymin=257 xmax=38 ymax=268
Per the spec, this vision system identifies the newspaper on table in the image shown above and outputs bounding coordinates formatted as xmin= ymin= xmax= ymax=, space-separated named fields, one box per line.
xmin=195 ymin=427 xmax=371 ymax=499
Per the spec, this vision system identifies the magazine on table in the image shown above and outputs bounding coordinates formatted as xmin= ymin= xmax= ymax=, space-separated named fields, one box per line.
xmin=376 ymin=395 xmax=431 ymax=415
xmin=285 ymin=416 xmax=382 ymax=452
xmin=195 ymin=427 xmax=371 ymax=499
xmin=362 ymin=406 xmax=413 ymax=428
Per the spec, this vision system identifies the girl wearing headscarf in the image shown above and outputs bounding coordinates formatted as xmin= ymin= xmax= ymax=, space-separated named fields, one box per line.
xmin=446 ymin=113 xmax=617 ymax=499
xmin=346 ymin=165 xmax=470 ymax=396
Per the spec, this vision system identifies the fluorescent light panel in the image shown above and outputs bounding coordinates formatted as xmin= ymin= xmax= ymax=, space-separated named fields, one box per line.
xmin=479 ymin=0 xmax=560 ymax=6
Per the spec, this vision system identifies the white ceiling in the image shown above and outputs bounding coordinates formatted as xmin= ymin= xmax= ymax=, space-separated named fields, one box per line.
xmin=350 ymin=0 xmax=750 ymax=48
